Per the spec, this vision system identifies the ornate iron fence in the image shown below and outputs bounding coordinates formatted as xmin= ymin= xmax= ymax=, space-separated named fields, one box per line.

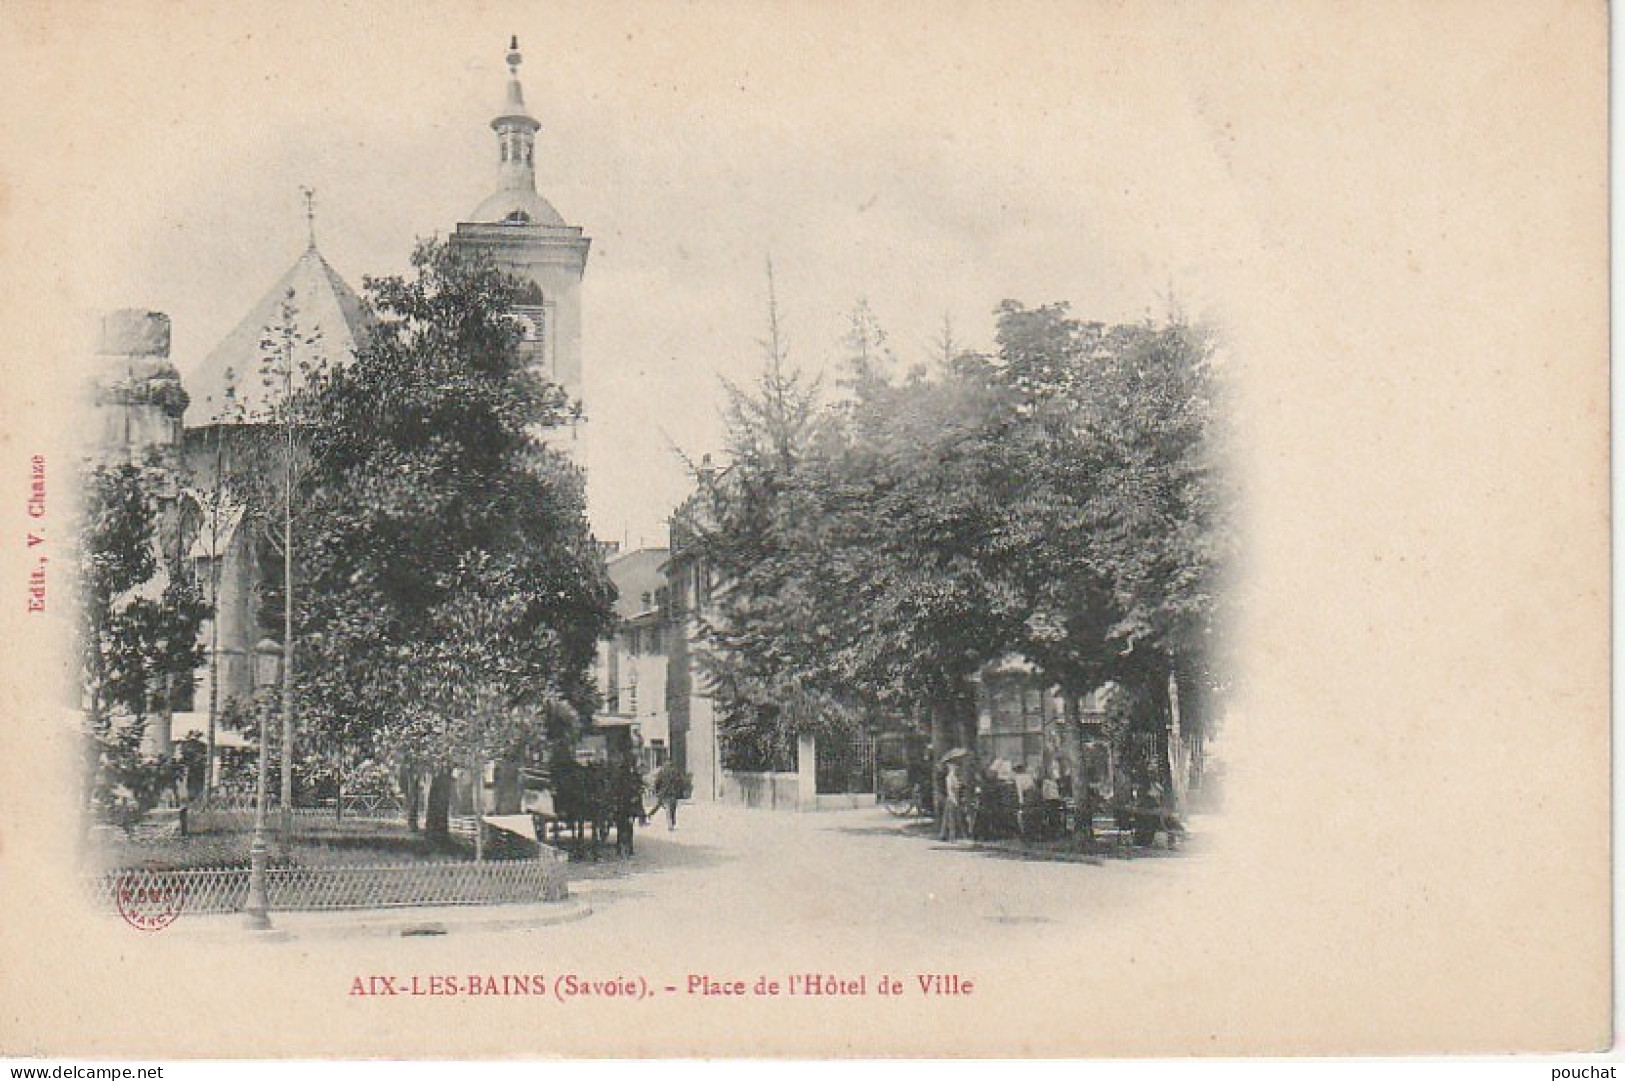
xmin=86 ymin=854 xmax=567 ymax=917
xmin=815 ymin=733 xmax=876 ymax=795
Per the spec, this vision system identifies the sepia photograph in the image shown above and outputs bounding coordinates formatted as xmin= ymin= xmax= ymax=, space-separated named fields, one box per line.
xmin=0 ymin=0 xmax=1609 ymax=1063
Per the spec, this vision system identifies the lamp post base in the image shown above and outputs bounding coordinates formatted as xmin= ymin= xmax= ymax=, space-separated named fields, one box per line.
xmin=245 ymin=829 xmax=273 ymax=932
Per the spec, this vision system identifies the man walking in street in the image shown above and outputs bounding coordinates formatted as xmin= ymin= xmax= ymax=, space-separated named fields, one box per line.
xmin=654 ymin=760 xmax=687 ymax=831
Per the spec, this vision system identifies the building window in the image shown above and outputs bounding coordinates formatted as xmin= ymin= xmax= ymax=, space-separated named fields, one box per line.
xmin=695 ymin=562 xmax=711 ymax=608
xmin=1022 ymin=686 xmax=1045 ymax=732
xmin=984 ymin=676 xmax=1046 ymax=771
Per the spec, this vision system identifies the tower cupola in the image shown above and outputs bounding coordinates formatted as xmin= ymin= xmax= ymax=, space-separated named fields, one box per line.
xmin=470 ymin=36 xmax=566 ymax=226
xmin=453 ymin=35 xmax=591 ymax=415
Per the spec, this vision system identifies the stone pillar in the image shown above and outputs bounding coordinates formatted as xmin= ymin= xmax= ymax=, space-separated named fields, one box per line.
xmin=796 ymin=732 xmax=817 ymax=812
xmin=95 ymin=310 xmax=188 ymax=767
xmin=688 ymin=696 xmax=718 ymax=802
xmin=94 ymin=310 xmax=188 ymax=470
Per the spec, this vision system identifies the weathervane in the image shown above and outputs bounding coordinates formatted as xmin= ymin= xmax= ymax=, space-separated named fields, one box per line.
xmin=300 ymin=185 xmax=316 ymax=250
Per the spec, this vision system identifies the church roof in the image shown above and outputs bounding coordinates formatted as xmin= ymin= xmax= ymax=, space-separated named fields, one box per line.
xmin=185 ymin=245 xmax=370 ymax=426
xmin=468 ymin=187 xmax=569 ymax=227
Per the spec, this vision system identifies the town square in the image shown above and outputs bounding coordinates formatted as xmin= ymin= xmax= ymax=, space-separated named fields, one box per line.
xmin=68 ymin=21 xmax=1229 ymax=937
xmin=2 ymin=0 xmax=1608 ymax=1063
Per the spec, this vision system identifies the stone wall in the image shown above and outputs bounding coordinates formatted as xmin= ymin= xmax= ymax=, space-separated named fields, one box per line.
xmin=717 ymin=733 xmax=823 ymax=812
xmin=716 ymin=770 xmax=804 ymax=811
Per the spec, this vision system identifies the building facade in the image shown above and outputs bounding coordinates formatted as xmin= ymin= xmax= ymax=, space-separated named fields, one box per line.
xmin=596 ymin=547 xmax=672 ymax=774
xmin=663 ymin=483 xmax=721 ymax=800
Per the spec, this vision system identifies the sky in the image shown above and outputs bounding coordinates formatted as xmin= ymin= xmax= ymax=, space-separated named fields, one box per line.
xmin=14 ymin=1 xmax=1258 ymax=547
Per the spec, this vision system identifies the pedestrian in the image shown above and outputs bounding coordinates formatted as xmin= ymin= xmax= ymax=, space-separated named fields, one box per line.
xmin=653 ymin=760 xmax=687 ymax=831
xmin=1012 ymin=763 xmax=1038 ymax=839
xmin=613 ymin=755 xmax=643 ymax=857
xmin=939 ymin=759 xmax=967 ymax=842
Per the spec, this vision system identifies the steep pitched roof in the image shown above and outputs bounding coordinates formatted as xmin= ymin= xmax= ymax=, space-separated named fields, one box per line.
xmin=184 ymin=246 xmax=370 ymax=425
xmin=607 ymin=547 xmax=670 ymax=620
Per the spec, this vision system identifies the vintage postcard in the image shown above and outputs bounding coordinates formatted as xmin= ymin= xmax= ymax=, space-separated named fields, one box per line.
xmin=0 ymin=0 xmax=1609 ymax=1060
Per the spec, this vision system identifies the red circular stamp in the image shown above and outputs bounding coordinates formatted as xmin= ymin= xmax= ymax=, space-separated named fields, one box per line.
xmin=115 ymin=871 xmax=186 ymax=932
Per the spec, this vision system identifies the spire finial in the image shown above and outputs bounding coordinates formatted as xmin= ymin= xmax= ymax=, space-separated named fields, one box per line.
xmin=507 ymin=35 xmax=522 ymax=75
xmin=299 ymin=185 xmax=316 ymax=250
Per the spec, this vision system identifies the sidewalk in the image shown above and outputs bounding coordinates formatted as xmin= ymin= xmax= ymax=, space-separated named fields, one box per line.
xmin=163 ymin=897 xmax=592 ymax=943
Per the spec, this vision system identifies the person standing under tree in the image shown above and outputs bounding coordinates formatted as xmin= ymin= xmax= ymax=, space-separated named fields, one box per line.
xmin=653 ymin=760 xmax=687 ymax=831
xmin=939 ymin=759 xmax=967 ymax=842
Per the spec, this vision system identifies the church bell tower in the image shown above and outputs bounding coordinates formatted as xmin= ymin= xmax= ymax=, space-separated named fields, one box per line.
xmin=451 ymin=37 xmax=590 ymax=411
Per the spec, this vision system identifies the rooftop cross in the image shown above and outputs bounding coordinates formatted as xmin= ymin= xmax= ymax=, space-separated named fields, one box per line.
xmin=300 ymin=186 xmax=317 ymax=250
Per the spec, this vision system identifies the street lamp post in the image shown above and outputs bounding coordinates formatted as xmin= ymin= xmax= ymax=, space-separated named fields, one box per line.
xmin=245 ymin=637 xmax=282 ymax=931
xmin=277 ymin=301 xmax=297 ymax=848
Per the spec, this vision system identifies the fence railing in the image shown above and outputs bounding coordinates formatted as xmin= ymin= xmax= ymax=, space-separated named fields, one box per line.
xmin=87 ymin=854 xmax=568 ymax=917
xmin=185 ymin=793 xmax=407 ymax=835
xmin=193 ymin=792 xmax=407 ymax=818
xmin=816 ymin=733 xmax=876 ymax=795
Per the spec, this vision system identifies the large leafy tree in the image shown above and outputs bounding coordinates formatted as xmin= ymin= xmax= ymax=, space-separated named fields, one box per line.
xmin=695 ymin=296 xmax=1030 ymax=778
xmin=987 ymin=302 xmax=1231 ymax=811
xmin=75 ymin=460 xmax=208 ymax=821
xmin=824 ymin=350 xmax=1029 ymax=757
xmin=691 ymin=291 xmax=1232 ymax=822
xmin=290 ymin=240 xmax=614 ymax=836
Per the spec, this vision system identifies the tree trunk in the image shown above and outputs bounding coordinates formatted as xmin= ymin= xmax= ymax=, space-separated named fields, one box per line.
xmin=1166 ymin=669 xmax=1188 ymax=817
xmin=1063 ymin=692 xmax=1094 ymax=845
xmin=952 ymin=678 xmax=980 ymax=756
xmin=403 ymin=766 xmax=420 ymax=834
xmin=425 ymin=770 xmax=452 ymax=839
xmin=928 ymin=697 xmax=950 ymax=821
xmin=470 ymin=754 xmax=485 ymax=862
xmin=85 ymin=685 xmax=104 ymax=821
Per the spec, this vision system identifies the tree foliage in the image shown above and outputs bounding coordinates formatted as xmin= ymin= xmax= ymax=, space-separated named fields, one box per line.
xmin=74 ymin=460 xmax=208 ymax=820
xmin=286 ymin=240 xmax=615 ymax=805
xmin=690 ymin=273 xmax=861 ymax=770
xmin=689 ymin=295 xmax=1232 ymax=784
